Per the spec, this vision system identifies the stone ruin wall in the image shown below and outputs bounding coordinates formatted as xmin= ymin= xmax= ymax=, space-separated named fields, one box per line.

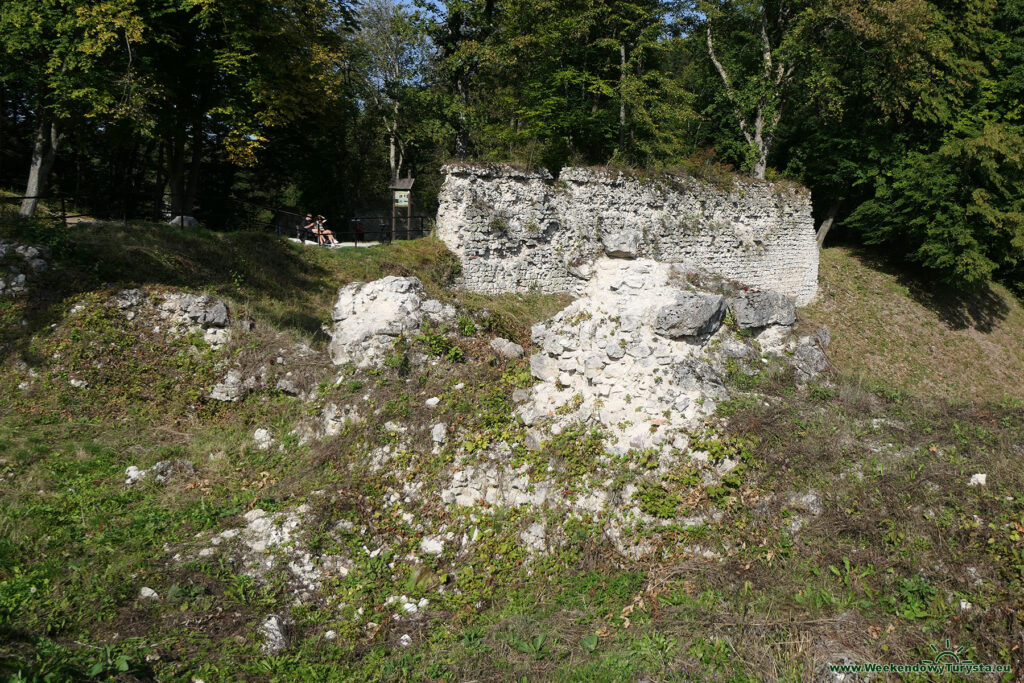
xmin=435 ymin=163 xmax=819 ymax=305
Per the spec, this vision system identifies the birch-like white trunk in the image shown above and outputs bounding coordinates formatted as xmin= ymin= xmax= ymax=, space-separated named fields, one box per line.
xmin=619 ymin=43 xmax=627 ymax=152
xmin=706 ymin=17 xmax=791 ymax=181
xmin=19 ymin=120 xmax=61 ymax=217
xmin=816 ymin=201 xmax=841 ymax=249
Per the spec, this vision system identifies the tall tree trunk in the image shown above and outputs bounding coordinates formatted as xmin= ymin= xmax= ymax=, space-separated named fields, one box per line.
xmin=182 ymin=121 xmax=202 ymax=216
xmin=167 ymin=131 xmax=187 ymax=217
xmin=152 ymin=145 xmax=166 ymax=221
xmin=706 ymin=20 xmax=790 ymax=181
xmin=453 ymin=73 xmax=471 ymax=159
xmin=388 ymin=101 xmax=402 ymax=179
xmin=618 ymin=42 xmax=627 ymax=153
xmin=0 ymin=81 xmax=7 ymax=184
xmin=816 ymin=201 xmax=842 ymax=249
xmin=130 ymin=139 xmax=156 ymax=217
xmin=19 ymin=119 xmax=62 ymax=217
xmin=167 ymin=112 xmax=204 ymax=218
xmin=752 ymin=141 xmax=768 ymax=179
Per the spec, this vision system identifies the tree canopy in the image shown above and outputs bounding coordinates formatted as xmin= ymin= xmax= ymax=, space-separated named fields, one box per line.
xmin=2 ymin=0 xmax=1022 ymax=293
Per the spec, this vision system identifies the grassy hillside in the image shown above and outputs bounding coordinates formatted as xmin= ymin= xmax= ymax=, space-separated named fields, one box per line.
xmin=0 ymin=220 xmax=1021 ymax=681
xmin=805 ymin=247 xmax=1024 ymax=403
xmin=0 ymin=219 xmax=567 ymax=352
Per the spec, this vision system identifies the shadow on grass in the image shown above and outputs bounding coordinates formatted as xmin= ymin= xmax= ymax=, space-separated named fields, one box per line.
xmin=0 ymin=215 xmax=496 ymax=367
xmin=0 ymin=219 xmax=340 ymax=363
xmin=842 ymin=246 xmax=1012 ymax=333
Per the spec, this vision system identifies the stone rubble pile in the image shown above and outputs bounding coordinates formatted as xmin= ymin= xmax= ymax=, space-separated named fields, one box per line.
xmin=0 ymin=242 xmax=48 ymax=296
xmin=158 ymin=291 xmax=232 ymax=349
xmin=176 ymin=503 xmax=353 ymax=597
xmin=209 ymin=367 xmax=267 ymax=402
xmin=521 ymin=258 xmax=826 ymax=454
xmin=209 ymin=334 xmax=328 ymax=403
xmin=125 ymin=459 xmax=196 ymax=486
xmin=103 ymin=288 xmax=326 ymax=404
xmin=106 ymin=287 xmax=237 ymax=350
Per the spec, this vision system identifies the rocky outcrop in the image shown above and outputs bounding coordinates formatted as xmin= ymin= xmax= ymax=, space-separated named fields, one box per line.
xmin=0 ymin=242 xmax=49 ymax=296
xmin=654 ymin=292 xmax=726 ymax=339
xmin=727 ymin=289 xmax=796 ymax=328
xmin=436 ymin=163 xmax=818 ymax=305
xmin=519 ymin=258 xmax=827 ymax=455
xmin=328 ymin=276 xmax=455 ymax=367
xmin=158 ymin=292 xmax=232 ymax=349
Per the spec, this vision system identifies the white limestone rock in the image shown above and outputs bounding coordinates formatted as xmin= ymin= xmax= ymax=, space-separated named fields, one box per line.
xmin=601 ymin=229 xmax=641 ymax=258
xmin=791 ymin=337 xmax=830 ymax=379
xmin=420 ymin=536 xmax=444 ymax=556
xmin=490 ymin=337 xmax=525 ymax=359
xmin=431 ymin=423 xmax=448 ymax=444
xmin=168 ymin=215 xmax=200 ymax=228
xmin=210 ymin=369 xmax=245 ymax=402
xmin=260 ymin=615 xmax=288 ymax=655
xmin=125 ymin=460 xmax=195 ymax=486
xmin=159 ymin=294 xmax=230 ymax=345
xmin=209 ymin=366 xmax=268 ymax=402
xmin=653 ymin=292 xmax=726 ymax=338
xmin=328 ymin=277 xmax=450 ymax=367
xmin=253 ymin=428 xmax=273 ymax=450
xmin=520 ymin=522 xmax=547 ymax=553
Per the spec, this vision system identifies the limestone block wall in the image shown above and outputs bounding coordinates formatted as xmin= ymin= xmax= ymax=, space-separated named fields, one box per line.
xmin=435 ymin=163 xmax=819 ymax=305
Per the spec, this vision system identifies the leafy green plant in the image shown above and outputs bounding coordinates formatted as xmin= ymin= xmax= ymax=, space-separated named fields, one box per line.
xmin=809 ymin=383 xmax=838 ymax=402
xmin=415 ymin=324 xmax=465 ymax=362
xmin=889 ymin=575 xmax=939 ymax=619
xmin=687 ymin=636 xmax=730 ymax=671
xmin=383 ymin=393 xmax=412 ymax=419
xmin=457 ymin=314 xmax=477 ymax=336
xmin=638 ymin=482 xmax=679 ymax=519
xmin=508 ymin=632 xmax=549 ymax=659
xmin=462 ymin=626 xmax=486 ymax=649
xmin=634 ymin=631 xmax=678 ymax=667
xmin=87 ymin=646 xmax=130 ymax=678
xmin=542 ymin=425 xmax=606 ymax=479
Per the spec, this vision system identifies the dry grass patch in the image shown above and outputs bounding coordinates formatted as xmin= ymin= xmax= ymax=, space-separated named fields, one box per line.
xmin=804 ymin=246 xmax=1024 ymax=402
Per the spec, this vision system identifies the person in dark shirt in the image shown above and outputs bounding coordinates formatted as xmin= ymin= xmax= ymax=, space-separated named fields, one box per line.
xmin=302 ymin=213 xmax=316 ymax=242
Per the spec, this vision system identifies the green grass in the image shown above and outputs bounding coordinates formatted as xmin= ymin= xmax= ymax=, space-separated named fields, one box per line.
xmin=804 ymin=246 xmax=1024 ymax=402
xmin=0 ymin=216 xmax=567 ymax=351
xmin=0 ymin=217 xmax=1022 ymax=680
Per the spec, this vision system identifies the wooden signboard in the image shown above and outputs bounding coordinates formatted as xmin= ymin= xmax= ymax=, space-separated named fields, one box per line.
xmin=390 ymin=176 xmax=415 ymax=240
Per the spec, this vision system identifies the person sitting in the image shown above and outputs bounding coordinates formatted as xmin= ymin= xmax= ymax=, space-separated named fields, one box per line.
xmin=301 ymin=213 xmax=316 ymax=242
xmin=315 ymin=215 xmax=339 ymax=246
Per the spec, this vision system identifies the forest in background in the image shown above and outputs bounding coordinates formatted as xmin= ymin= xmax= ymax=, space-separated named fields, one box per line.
xmin=1 ymin=0 xmax=1022 ymax=294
